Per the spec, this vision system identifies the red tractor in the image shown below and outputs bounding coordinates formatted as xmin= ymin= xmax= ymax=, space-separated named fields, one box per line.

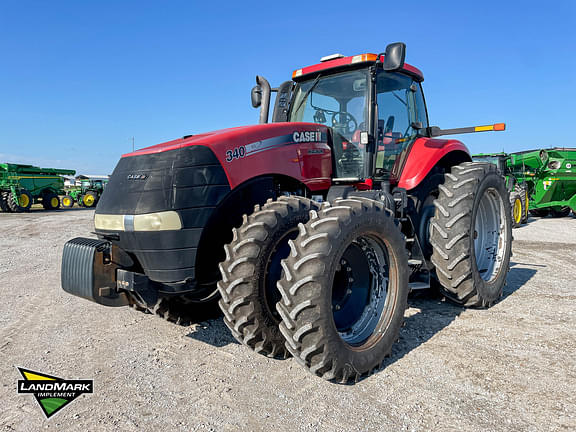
xmin=62 ymin=43 xmax=512 ymax=383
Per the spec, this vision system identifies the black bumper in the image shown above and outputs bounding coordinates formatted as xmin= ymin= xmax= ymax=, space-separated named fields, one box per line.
xmin=94 ymin=145 xmax=230 ymax=286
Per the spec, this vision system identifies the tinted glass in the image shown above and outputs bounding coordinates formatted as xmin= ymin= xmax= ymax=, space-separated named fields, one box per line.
xmin=375 ymin=72 xmax=419 ymax=177
xmin=290 ymin=69 xmax=369 ymax=178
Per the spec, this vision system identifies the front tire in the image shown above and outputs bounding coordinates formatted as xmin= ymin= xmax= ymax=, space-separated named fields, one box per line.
xmin=61 ymin=195 xmax=75 ymax=208
xmin=510 ymin=191 xmax=523 ymax=228
xmin=127 ymin=291 xmax=221 ymax=326
xmin=276 ymin=198 xmax=409 ymax=383
xmin=7 ymin=190 xmax=32 ymax=212
xmin=430 ymin=162 xmax=512 ymax=307
xmin=218 ymin=196 xmax=320 ymax=359
xmin=0 ymin=191 xmax=11 ymax=212
xmin=515 ymin=183 xmax=529 ymax=223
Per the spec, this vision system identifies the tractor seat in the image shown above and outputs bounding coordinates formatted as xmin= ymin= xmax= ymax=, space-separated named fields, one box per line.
xmin=351 ymin=120 xmax=401 ymax=149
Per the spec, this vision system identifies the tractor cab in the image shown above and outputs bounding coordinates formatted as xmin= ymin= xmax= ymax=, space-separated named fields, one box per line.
xmin=472 ymin=153 xmax=509 ymax=175
xmin=252 ymin=43 xmax=428 ymax=185
xmin=287 ymin=48 xmax=427 ymax=183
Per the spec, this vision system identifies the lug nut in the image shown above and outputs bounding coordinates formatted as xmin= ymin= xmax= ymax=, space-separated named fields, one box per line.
xmin=335 ymin=305 xmax=341 ymax=311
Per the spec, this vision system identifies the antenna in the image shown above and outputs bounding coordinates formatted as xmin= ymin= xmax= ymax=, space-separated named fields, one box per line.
xmin=132 ymin=137 xmax=135 ymax=152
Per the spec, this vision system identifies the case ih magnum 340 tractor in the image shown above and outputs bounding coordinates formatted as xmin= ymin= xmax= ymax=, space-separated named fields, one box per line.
xmin=62 ymin=43 xmax=512 ymax=383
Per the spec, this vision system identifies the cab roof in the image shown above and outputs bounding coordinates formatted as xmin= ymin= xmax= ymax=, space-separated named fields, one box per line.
xmin=292 ymin=53 xmax=424 ymax=82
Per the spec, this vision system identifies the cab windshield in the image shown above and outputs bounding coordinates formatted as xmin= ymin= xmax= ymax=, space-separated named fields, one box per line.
xmin=289 ymin=69 xmax=369 ymax=178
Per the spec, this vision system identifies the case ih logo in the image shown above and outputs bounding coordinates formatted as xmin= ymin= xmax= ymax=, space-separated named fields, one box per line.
xmin=293 ymin=131 xmax=322 ymax=143
xmin=127 ymin=174 xmax=148 ymax=180
xmin=17 ymin=367 xmax=94 ymax=419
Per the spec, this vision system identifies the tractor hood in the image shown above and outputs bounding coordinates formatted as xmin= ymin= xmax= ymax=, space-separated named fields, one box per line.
xmin=122 ymin=122 xmax=328 ymax=159
xmin=98 ymin=121 xmax=332 ymax=216
xmin=122 ymin=126 xmax=247 ymax=157
xmin=119 ymin=122 xmax=332 ymax=190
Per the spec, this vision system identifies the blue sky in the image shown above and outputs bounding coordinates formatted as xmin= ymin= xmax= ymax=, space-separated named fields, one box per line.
xmin=0 ymin=1 xmax=574 ymax=174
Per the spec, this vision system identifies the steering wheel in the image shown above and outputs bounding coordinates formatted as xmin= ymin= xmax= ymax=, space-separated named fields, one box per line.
xmin=331 ymin=111 xmax=358 ymax=135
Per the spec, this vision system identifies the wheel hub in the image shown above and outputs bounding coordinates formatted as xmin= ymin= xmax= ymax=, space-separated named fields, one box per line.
xmin=332 ymin=236 xmax=389 ymax=346
xmin=474 ymin=187 xmax=507 ymax=282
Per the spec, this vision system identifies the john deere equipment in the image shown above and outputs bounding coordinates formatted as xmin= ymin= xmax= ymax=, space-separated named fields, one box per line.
xmin=62 ymin=43 xmax=513 ymax=383
xmin=509 ymin=148 xmax=576 ymax=217
xmin=0 ymin=163 xmax=75 ymax=212
xmin=62 ymin=176 xmax=109 ymax=208
xmin=472 ymin=153 xmax=529 ymax=227
xmin=474 ymin=149 xmax=576 ymax=220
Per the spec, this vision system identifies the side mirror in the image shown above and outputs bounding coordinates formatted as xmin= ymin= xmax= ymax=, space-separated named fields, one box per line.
xmin=251 ymin=85 xmax=262 ymax=108
xmin=383 ymin=42 xmax=406 ymax=71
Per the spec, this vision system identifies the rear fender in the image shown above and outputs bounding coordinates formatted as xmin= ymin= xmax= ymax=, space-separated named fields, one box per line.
xmin=398 ymin=137 xmax=471 ymax=190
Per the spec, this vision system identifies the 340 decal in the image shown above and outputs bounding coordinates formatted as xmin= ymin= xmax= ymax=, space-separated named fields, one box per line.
xmin=225 ymin=146 xmax=246 ymax=162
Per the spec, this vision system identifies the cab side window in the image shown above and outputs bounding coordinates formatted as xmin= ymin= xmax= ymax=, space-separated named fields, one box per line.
xmin=413 ymin=83 xmax=429 ymax=128
xmin=376 ymin=73 xmax=413 ymax=140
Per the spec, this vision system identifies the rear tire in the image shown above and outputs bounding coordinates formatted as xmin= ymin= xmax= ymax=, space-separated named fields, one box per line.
xmin=430 ymin=162 xmax=512 ymax=308
xmin=42 ymin=192 xmax=60 ymax=210
xmin=82 ymin=191 xmax=98 ymax=208
xmin=276 ymin=197 xmax=409 ymax=383
xmin=218 ymin=196 xmax=320 ymax=359
xmin=550 ymin=206 xmax=571 ymax=218
xmin=409 ymin=172 xmax=445 ymax=262
xmin=529 ymin=208 xmax=549 ymax=217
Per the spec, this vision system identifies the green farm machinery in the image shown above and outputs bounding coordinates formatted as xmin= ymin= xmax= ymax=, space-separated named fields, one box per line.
xmin=62 ymin=176 xmax=108 ymax=208
xmin=510 ymin=148 xmax=576 ymax=218
xmin=473 ymin=148 xmax=576 ymax=224
xmin=0 ymin=163 xmax=76 ymax=212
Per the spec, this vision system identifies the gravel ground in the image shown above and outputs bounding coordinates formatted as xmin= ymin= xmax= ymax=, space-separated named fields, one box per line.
xmin=1 ymin=209 xmax=575 ymax=431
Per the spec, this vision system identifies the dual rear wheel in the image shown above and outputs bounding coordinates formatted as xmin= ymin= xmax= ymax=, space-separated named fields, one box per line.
xmin=42 ymin=192 xmax=61 ymax=210
xmin=0 ymin=189 xmax=33 ymax=212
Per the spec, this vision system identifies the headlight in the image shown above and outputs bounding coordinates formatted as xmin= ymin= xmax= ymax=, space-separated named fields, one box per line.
xmin=133 ymin=211 xmax=182 ymax=231
xmin=548 ymin=160 xmax=561 ymax=170
xmin=95 ymin=211 xmax=182 ymax=232
xmin=94 ymin=214 xmax=124 ymax=231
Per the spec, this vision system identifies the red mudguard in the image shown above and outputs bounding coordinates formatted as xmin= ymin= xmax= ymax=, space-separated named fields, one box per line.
xmin=398 ymin=137 xmax=471 ymax=190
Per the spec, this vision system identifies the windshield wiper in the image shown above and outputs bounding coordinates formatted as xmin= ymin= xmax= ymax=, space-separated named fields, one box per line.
xmin=392 ymin=91 xmax=407 ymax=106
xmin=293 ymin=74 xmax=322 ymax=117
